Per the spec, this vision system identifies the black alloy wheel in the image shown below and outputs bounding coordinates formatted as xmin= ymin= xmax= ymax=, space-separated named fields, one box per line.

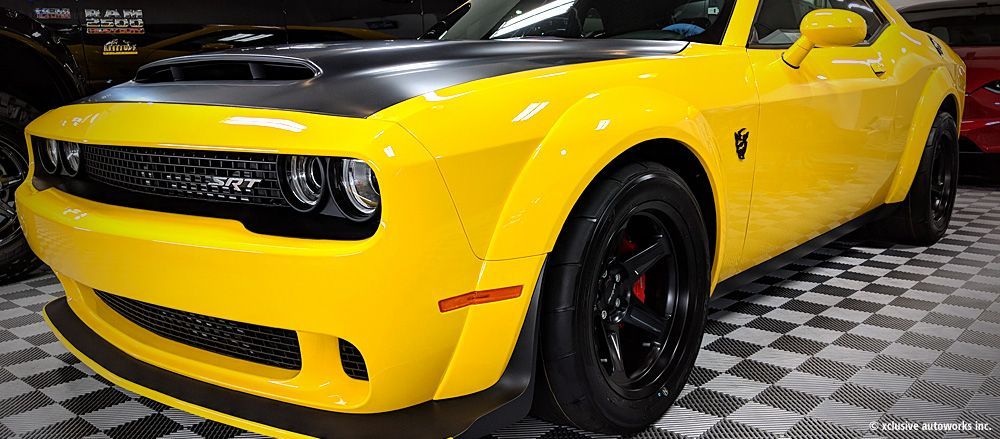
xmin=0 ymin=91 xmax=43 ymax=283
xmin=929 ymin=128 xmax=956 ymax=224
xmin=0 ymin=137 xmax=27 ymax=247
xmin=534 ymin=161 xmax=710 ymax=434
xmin=593 ymin=208 xmax=684 ymax=399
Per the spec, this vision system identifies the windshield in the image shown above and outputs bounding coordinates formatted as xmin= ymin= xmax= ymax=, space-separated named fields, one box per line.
xmin=906 ymin=9 xmax=999 ymax=46
xmin=423 ymin=0 xmax=735 ymax=44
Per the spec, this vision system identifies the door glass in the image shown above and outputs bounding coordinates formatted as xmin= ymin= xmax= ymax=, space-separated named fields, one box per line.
xmin=427 ymin=0 xmax=737 ymax=44
xmin=751 ymin=0 xmax=886 ymax=46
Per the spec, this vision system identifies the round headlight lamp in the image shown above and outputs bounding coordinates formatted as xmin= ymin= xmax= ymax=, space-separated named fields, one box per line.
xmin=280 ymin=155 xmax=326 ymax=211
xmin=40 ymin=138 xmax=60 ymax=174
xmin=62 ymin=142 xmax=81 ymax=176
xmin=340 ymin=159 xmax=380 ymax=217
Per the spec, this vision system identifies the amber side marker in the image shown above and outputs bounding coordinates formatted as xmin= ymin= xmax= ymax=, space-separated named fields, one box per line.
xmin=439 ymin=286 xmax=524 ymax=312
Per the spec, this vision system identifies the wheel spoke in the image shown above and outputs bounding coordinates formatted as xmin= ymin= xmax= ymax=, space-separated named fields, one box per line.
xmin=931 ymin=185 xmax=943 ymax=199
xmin=0 ymin=202 xmax=15 ymax=219
xmin=623 ymin=298 xmax=668 ymax=336
xmin=620 ymin=236 xmax=670 ymax=282
xmin=0 ymin=175 xmax=24 ymax=188
xmin=604 ymin=326 xmax=626 ymax=377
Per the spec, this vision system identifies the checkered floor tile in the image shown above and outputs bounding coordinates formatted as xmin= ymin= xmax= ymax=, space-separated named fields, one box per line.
xmin=2 ymin=185 xmax=999 ymax=439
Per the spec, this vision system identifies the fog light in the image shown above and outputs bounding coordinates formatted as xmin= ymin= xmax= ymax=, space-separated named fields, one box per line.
xmin=281 ymin=155 xmax=325 ymax=211
xmin=62 ymin=142 xmax=81 ymax=176
xmin=40 ymin=138 xmax=60 ymax=174
xmin=340 ymin=159 xmax=379 ymax=217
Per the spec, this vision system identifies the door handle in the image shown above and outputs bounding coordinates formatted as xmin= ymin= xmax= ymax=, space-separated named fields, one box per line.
xmin=869 ymin=62 xmax=887 ymax=76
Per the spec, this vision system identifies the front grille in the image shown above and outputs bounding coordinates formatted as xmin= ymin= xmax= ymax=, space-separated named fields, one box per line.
xmin=96 ymin=290 xmax=302 ymax=370
xmin=82 ymin=144 xmax=287 ymax=206
xmin=339 ymin=339 xmax=369 ymax=380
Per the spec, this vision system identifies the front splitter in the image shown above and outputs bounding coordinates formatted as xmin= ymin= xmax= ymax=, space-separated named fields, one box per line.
xmin=43 ymin=281 xmax=541 ymax=439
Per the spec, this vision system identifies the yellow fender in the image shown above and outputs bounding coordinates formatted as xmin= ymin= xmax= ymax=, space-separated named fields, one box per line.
xmin=483 ymin=85 xmax=727 ymax=267
xmin=885 ymin=66 xmax=963 ymax=204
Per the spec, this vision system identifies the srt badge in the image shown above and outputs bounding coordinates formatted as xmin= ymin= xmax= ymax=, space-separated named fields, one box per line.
xmin=209 ymin=177 xmax=263 ymax=192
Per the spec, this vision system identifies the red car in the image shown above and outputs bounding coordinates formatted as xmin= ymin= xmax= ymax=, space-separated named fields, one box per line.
xmin=902 ymin=0 xmax=999 ymax=154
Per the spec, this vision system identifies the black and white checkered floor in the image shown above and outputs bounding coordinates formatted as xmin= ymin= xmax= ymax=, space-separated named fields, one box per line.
xmin=2 ymin=185 xmax=999 ymax=439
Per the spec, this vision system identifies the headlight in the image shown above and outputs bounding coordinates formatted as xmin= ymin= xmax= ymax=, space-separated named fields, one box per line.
xmin=40 ymin=138 xmax=60 ymax=174
xmin=280 ymin=155 xmax=326 ymax=211
xmin=62 ymin=142 xmax=81 ymax=176
xmin=339 ymin=159 xmax=380 ymax=217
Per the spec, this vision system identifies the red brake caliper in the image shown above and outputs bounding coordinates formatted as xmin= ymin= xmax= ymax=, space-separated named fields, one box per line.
xmin=619 ymin=237 xmax=647 ymax=303
xmin=633 ymin=274 xmax=647 ymax=303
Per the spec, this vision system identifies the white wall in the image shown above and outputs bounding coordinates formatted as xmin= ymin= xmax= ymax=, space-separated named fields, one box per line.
xmin=888 ymin=0 xmax=931 ymax=10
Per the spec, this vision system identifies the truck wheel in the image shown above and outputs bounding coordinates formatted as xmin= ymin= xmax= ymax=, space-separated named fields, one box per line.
xmin=0 ymin=92 xmax=42 ymax=283
xmin=879 ymin=111 xmax=959 ymax=246
xmin=534 ymin=162 xmax=710 ymax=434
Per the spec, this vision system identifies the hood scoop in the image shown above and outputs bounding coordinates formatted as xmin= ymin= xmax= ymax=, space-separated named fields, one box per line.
xmin=135 ymin=55 xmax=320 ymax=83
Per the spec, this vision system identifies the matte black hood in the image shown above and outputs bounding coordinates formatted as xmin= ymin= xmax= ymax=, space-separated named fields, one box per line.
xmin=80 ymin=39 xmax=688 ymax=118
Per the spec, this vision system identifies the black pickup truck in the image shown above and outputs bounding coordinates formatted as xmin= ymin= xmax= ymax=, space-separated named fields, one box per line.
xmin=0 ymin=0 xmax=462 ymax=280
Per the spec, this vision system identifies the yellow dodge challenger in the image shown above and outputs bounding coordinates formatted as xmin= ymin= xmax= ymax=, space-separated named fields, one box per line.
xmin=13 ymin=0 xmax=965 ymax=437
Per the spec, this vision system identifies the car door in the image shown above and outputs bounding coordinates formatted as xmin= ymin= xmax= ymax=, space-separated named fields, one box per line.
xmin=740 ymin=0 xmax=900 ymax=269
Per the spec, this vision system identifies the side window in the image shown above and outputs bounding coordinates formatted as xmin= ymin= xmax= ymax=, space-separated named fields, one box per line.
xmin=431 ymin=0 xmax=736 ymax=44
xmin=750 ymin=0 xmax=887 ymax=47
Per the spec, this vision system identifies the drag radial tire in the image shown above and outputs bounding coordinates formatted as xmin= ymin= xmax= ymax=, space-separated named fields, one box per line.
xmin=879 ymin=111 xmax=959 ymax=246
xmin=533 ymin=161 xmax=711 ymax=434
xmin=0 ymin=92 xmax=42 ymax=283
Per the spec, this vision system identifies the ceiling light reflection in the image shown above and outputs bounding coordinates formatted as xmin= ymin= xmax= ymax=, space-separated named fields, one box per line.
xmin=222 ymin=117 xmax=307 ymax=132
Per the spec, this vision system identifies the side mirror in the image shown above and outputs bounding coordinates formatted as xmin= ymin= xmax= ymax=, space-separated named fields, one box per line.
xmin=782 ymin=9 xmax=867 ymax=68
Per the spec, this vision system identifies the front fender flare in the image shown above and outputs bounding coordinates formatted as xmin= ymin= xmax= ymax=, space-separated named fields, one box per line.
xmin=483 ymin=86 xmax=727 ymax=262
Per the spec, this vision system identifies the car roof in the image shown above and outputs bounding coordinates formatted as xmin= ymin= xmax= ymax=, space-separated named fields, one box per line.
xmin=898 ymin=0 xmax=999 ymax=14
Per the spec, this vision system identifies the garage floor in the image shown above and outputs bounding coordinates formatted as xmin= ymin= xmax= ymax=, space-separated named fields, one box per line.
xmin=1 ymin=185 xmax=999 ymax=439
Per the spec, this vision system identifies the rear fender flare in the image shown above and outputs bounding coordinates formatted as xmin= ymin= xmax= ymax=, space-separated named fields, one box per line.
xmin=885 ymin=66 xmax=962 ymax=203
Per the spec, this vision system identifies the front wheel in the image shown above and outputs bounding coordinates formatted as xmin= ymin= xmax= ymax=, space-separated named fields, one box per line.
xmin=534 ymin=162 xmax=710 ymax=434
xmin=0 ymin=92 xmax=42 ymax=283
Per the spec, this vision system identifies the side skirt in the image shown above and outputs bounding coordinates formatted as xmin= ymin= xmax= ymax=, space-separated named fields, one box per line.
xmin=714 ymin=204 xmax=898 ymax=295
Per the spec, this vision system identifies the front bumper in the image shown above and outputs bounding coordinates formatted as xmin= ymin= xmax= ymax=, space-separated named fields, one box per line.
xmin=16 ymin=103 xmax=544 ymax=435
xmin=44 ymin=282 xmax=540 ymax=439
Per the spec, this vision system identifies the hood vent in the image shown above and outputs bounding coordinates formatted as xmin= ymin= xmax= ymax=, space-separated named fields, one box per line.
xmin=135 ymin=56 xmax=320 ymax=83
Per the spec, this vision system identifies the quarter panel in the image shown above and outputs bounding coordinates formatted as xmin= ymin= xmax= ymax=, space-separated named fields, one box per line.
xmin=884 ymin=34 xmax=966 ymax=203
xmin=885 ymin=65 xmax=965 ymax=203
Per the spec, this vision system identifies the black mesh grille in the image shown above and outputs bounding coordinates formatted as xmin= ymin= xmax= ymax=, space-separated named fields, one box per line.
xmin=81 ymin=144 xmax=287 ymax=206
xmin=95 ymin=290 xmax=302 ymax=370
xmin=339 ymin=339 xmax=368 ymax=380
